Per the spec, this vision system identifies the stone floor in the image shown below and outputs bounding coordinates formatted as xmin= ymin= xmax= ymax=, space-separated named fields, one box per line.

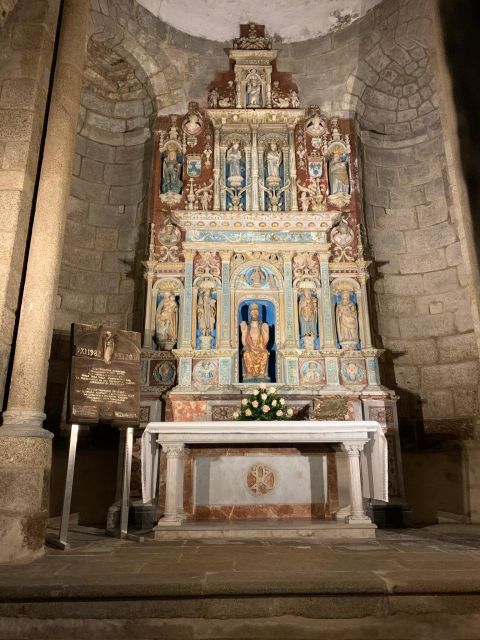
xmin=1 ymin=524 xmax=480 ymax=639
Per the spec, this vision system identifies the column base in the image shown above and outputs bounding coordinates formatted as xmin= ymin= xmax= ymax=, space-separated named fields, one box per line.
xmin=155 ymin=516 xmax=185 ymax=527
xmin=1 ymin=410 xmax=52 ymax=439
xmin=345 ymin=515 xmax=372 ymax=525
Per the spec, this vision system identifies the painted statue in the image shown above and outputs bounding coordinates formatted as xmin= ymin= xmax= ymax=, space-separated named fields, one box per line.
xmin=226 ymin=141 xmax=243 ymax=186
xmin=161 ymin=145 xmax=183 ymax=194
xmin=328 ymin=150 xmax=349 ymax=195
xmin=155 ymin=292 xmax=178 ymax=347
xmin=246 ymin=75 xmax=262 ymax=107
xmin=266 ymin=142 xmax=282 ymax=181
xmin=240 ymin=303 xmax=270 ymax=380
xmin=197 ymin=289 xmax=216 ymax=337
xmin=335 ymin=290 xmax=359 ymax=347
xmin=298 ymin=289 xmax=318 ymax=338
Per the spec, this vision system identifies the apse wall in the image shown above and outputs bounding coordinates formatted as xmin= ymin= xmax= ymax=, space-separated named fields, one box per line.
xmin=51 ymin=0 xmax=480 ymax=519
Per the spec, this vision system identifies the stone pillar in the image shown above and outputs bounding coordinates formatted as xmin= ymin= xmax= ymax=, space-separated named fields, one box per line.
xmin=143 ymin=269 xmax=154 ymax=349
xmin=318 ymin=250 xmax=336 ymax=348
xmin=341 ymin=443 xmax=371 ymax=523
xmin=213 ymin=126 xmax=221 ymax=210
xmin=251 ymin=125 xmax=259 ymax=211
xmin=288 ymin=125 xmax=298 ymax=211
xmin=0 ymin=0 xmax=90 ymax=563
xmin=219 ymin=250 xmax=232 ymax=348
xmin=179 ymin=250 xmax=195 ymax=348
xmin=358 ymin=267 xmax=372 ymax=349
xmin=283 ymin=252 xmax=296 ymax=348
xmin=159 ymin=444 xmax=184 ymax=526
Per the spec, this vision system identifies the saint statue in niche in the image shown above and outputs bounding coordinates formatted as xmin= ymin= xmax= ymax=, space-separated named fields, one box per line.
xmin=246 ymin=73 xmax=262 ymax=107
xmin=298 ymin=289 xmax=318 ymax=339
xmin=248 ymin=266 xmax=267 ymax=288
xmin=197 ymin=289 xmax=216 ymax=337
xmin=226 ymin=141 xmax=243 ymax=187
xmin=265 ymin=141 xmax=282 ymax=186
xmin=328 ymin=148 xmax=350 ymax=195
xmin=155 ymin=292 xmax=178 ymax=349
xmin=335 ymin=290 xmax=359 ymax=348
xmin=161 ymin=144 xmax=183 ymax=194
xmin=240 ymin=303 xmax=270 ymax=380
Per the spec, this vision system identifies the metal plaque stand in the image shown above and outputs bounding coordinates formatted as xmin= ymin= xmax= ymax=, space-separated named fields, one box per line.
xmin=47 ymin=423 xmax=145 ymax=550
xmin=46 ymin=423 xmax=79 ymax=550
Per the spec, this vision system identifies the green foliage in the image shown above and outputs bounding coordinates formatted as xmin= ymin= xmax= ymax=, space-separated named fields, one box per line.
xmin=233 ymin=386 xmax=294 ymax=421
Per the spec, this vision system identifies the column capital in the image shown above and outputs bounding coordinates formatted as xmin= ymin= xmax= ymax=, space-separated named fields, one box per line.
xmin=219 ymin=250 xmax=233 ymax=262
xmin=182 ymin=249 xmax=196 ymax=262
xmin=162 ymin=443 xmax=185 ymax=458
xmin=341 ymin=442 xmax=364 ymax=455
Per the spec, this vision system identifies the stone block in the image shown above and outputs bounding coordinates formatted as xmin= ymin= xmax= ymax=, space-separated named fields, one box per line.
xmin=118 ymin=226 xmax=139 ymax=251
xmin=70 ymin=176 xmax=109 ymax=204
xmin=104 ymin=161 xmax=143 ymax=186
xmin=11 ymin=24 xmax=46 ymax=50
xmin=376 ymin=167 xmax=400 ymax=188
xmin=453 ymin=387 xmax=478 ymax=417
xmin=445 ymin=241 xmax=463 ymax=267
xmin=371 ymin=228 xmax=406 ymax=253
xmin=389 ymin=185 xmax=426 ymax=208
xmin=114 ymin=100 xmax=144 ymax=119
xmin=376 ymin=313 xmax=400 ymax=338
xmin=106 ymin=293 xmax=134 ymax=313
xmin=375 ymin=207 xmax=417 ymax=231
xmin=119 ymin=278 xmax=135 ymax=293
xmin=93 ymin=294 xmax=107 ymax=313
xmin=423 ymin=268 xmax=459 ymax=294
xmin=421 ymin=361 xmax=478 ymax=389
xmin=365 ymin=46 xmax=391 ymax=72
xmin=399 ymin=313 xmax=454 ymax=338
xmin=377 ymin=294 xmax=416 ymax=317
xmin=62 ymin=245 xmax=102 ymax=271
xmin=383 ymin=273 xmax=424 ymax=296
xmin=398 ymin=249 xmax=446 ymax=274
xmin=81 ymin=91 xmax=114 ymax=116
xmin=422 ymin=388 xmax=454 ymax=419
xmin=415 ymin=289 xmax=468 ymax=316
xmin=364 ymin=87 xmax=398 ymax=111
xmin=86 ymin=110 xmax=126 ymax=133
xmin=405 ymin=223 xmax=457 ymax=252
xmin=455 ymin=308 xmax=474 ymax=333
xmin=80 ymin=157 xmax=105 ymax=183
xmin=0 ymin=109 xmax=34 ymax=141
xmin=0 ymin=189 xmax=22 ymax=231
xmin=109 ymin=183 xmax=144 ymax=205
xmin=115 ymin=144 xmax=146 ymax=163
xmin=69 ymin=271 xmax=120 ymax=293
xmin=364 ymin=144 xmax=415 ymax=167
xmin=85 ymin=139 xmax=115 ymax=163
xmin=384 ymin=337 xmax=438 ymax=365
xmin=362 ymin=106 xmax=396 ymax=125
xmin=416 ymin=200 xmax=448 ymax=227
xmin=394 ymin=365 xmax=420 ymax=391
xmin=95 ymin=227 xmax=118 ymax=251
xmin=101 ymin=250 xmax=134 ymax=273
xmin=396 ymin=108 xmax=417 ymax=123
xmin=60 ymin=290 xmax=93 ymax=313
xmin=0 ymin=466 xmax=45 ymax=512
xmin=365 ymin=185 xmax=390 ymax=207
xmin=64 ymin=219 xmax=95 ymax=249
xmin=0 ymin=78 xmax=37 ymax=110
xmin=67 ymin=195 xmax=89 ymax=223
xmin=437 ymin=333 xmax=478 ymax=364
xmin=88 ymin=204 xmax=136 ymax=228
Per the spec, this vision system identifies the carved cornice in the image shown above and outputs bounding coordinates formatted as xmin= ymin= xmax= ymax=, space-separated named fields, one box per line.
xmin=206 ymin=108 xmax=304 ymax=128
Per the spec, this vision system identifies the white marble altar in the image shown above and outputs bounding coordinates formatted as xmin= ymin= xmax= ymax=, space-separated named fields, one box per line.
xmin=142 ymin=420 xmax=387 ymax=539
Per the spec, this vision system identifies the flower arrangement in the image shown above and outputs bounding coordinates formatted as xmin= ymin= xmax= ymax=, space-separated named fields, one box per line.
xmin=233 ymin=386 xmax=294 ymax=421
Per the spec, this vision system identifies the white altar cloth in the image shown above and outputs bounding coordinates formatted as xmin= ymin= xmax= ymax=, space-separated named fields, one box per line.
xmin=141 ymin=420 xmax=388 ymax=508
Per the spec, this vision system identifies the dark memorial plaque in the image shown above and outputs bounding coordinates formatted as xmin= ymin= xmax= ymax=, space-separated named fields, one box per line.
xmin=67 ymin=323 xmax=141 ymax=425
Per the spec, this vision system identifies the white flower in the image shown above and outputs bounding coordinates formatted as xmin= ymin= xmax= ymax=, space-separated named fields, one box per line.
xmin=262 ymin=405 xmax=270 ymax=413
xmin=252 ymin=400 xmax=259 ymax=408
xmin=242 ymin=398 xmax=248 ymax=405
xmin=261 ymin=393 xmax=268 ymax=400
xmin=287 ymin=408 xmax=293 ymax=416
xmin=268 ymin=387 xmax=276 ymax=395
xmin=279 ymin=398 xmax=285 ymax=406
xmin=233 ymin=411 xmax=239 ymax=419
xmin=276 ymin=410 xmax=283 ymax=417
xmin=272 ymin=399 xmax=277 ymax=407
xmin=253 ymin=389 xmax=259 ymax=396
xmin=245 ymin=408 xmax=252 ymax=416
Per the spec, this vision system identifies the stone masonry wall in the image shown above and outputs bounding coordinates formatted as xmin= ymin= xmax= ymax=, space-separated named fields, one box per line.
xmin=0 ymin=0 xmax=60 ymax=407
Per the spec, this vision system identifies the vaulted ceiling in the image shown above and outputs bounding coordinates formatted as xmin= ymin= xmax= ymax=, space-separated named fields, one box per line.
xmin=136 ymin=0 xmax=383 ymax=43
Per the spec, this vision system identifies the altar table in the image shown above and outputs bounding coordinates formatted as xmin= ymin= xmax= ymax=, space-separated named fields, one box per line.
xmin=141 ymin=420 xmax=388 ymax=530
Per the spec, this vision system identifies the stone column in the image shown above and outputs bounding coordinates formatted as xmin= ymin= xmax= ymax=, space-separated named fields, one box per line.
xmin=251 ymin=124 xmax=259 ymax=211
xmin=143 ymin=269 xmax=154 ymax=349
xmin=341 ymin=443 xmax=371 ymax=523
xmin=219 ymin=250 xmax=232 ymax=348
xmin=318 ymin=250 xmax=336 ymax=348
xmin=159 ymin=444 xmax=185 ymax=526
xmin=288 ymin=125 xmax=298 ymax=211
xmin=0 ymin=0 xmax=90 ymax=563
xmin=213 ymin=126 xmax=221 ymax=210
xmin=283 ymin=252 xmax=296 ymax=348
xmin=179 ymin=250 xmax=195 ymax=348
xmin=358 ymin=267 xmax=372 ymax=348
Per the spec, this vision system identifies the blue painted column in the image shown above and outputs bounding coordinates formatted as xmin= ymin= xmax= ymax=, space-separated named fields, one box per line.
xmin=219 ymin=250 xmax=232 ymax=348
xmin=180 ymin=250 xmax=194 ymax=348
xmin=283 ymin=252 xmax=296 ymax=348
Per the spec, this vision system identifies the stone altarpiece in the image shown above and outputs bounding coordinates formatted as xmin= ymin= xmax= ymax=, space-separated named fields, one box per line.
xmin=140 ymin=25 xmax=404 ymax=521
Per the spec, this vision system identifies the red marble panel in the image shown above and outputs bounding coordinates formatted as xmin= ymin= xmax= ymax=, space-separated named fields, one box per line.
xmin=193 ymin=503 xmax=328 ymax=521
